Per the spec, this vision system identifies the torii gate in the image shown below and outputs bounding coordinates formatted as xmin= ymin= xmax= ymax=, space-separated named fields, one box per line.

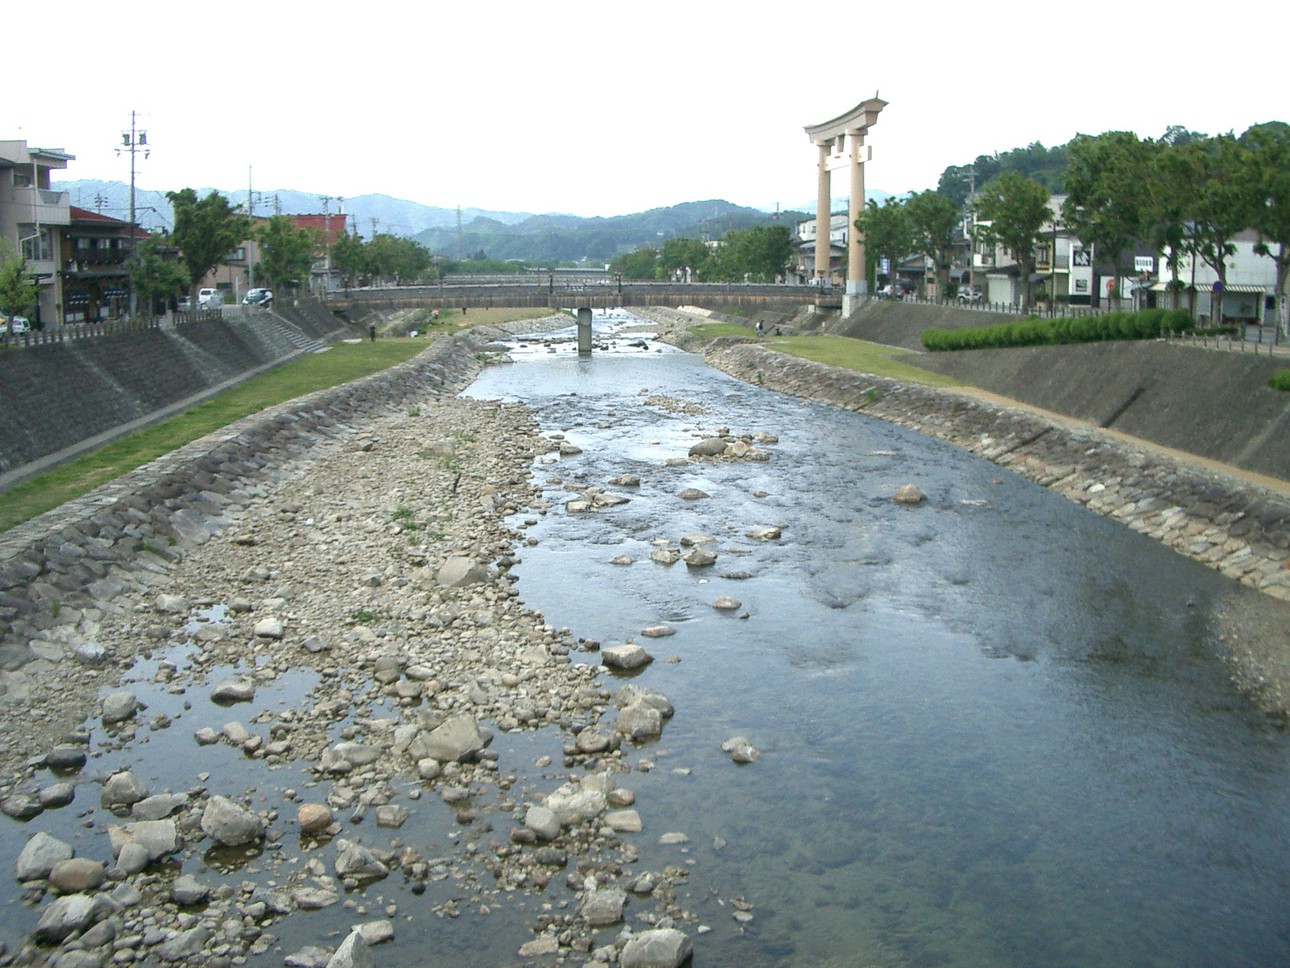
xmin=805 ymin=96 xmax=887 ymax=315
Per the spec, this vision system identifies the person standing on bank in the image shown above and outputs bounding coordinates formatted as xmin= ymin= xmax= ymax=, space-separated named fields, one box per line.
xmin=368 ymin=323 xmax=376 ymax=342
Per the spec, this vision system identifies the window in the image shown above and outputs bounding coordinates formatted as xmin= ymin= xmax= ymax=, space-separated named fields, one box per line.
xmin=20 ymin=225 xmax=54 ymax=262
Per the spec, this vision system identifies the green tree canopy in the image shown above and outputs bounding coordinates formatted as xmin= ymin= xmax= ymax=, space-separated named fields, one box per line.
xmin=854 ymin=198 xmax=913 ymax=290
xmin=365 ymin=234 xmax=431 ymax=285
xmin=0 ymin=242 xmax=38 ymax=331
xmin=256 ymin=216 xmax=317 ymax=292
xmin=330 ymin=232 xmax=368 ymax=288
xmin=905 ymin=190 xmax=959 ymax=296
xmin=1062 ymin=131 xmax=1156 ymax=295
xmin=612 ymin=247 xmax=659 ymax=280
xmin=1241 ymin=122 xmax=1290 ymax=332
xmin=973 ymin=171 xmax=1052 ymax=311
xmin=659 ymin=237 xmax=711 ymax=280
xmin=166 ymin=189 xmax=250 ymax=302
xmin=128 ymin=236 xmax=189 ymax=318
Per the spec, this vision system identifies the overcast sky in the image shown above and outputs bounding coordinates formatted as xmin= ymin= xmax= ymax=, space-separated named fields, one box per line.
xmin=10 ymin=0 xmax=1285 ymax=219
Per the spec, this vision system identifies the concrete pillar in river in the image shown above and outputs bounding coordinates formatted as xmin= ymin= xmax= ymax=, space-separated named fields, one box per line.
xmin=577 ymin=307 xmax=592 ymax=355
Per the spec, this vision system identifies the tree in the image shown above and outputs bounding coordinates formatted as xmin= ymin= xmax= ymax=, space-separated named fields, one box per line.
xmin=365 ymin=234 xmax=430 ymax=285
xmin=166 ymin=189 xmax=250 ymax=303
xmin=905 ymin=191 xmax=959 ymax=297
xmin=1062 ymin=132 xmax=1155 ymax=300
xmin=0 ymin=242 xmax=38 ymax=336
xmin=256 ymin=216 xmax=317 ymax=292
xmin=1141 ymin=137 xmax=1192 ymax=311
xmin=854 ymin=198 xmax=913 ymax=291
xmin=330 ymin=232 xmax=368 ymax=289
xmin=729 ymin=225 xmax=793 ymax=282
xmin=612 ymin=247 xmax=659 ymax=281
xmin=659 ymin=237 xmax=710 ymax=281
xmin=128 ymin=235 xmax=189 ymax=319
xmin=973 ymin=171 xmax=1052 ymax=312
xmin=1171 ymin=135 xmax=1256 ymax=325
xmin=1241 ymin=122 xmax=1290 ymax=336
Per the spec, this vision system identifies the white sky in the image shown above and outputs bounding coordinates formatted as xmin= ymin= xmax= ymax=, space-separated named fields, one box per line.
xmin=9 ymin=0 xmax=1286 ymax=219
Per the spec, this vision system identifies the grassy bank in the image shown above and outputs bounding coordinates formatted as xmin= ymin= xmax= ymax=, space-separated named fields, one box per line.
xmin=1 ymin=308 xmax=553 ymax=533
xmin=690 ymin=324 xmax=962 ymax=388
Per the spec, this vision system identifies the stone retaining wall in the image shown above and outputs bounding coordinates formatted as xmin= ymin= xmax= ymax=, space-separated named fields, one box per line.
xmin=0 ymin=327 xmax=508 ymax=656
xmin=0 ymin=316 xmax=302 ymax=474
xmin=699 ymin=340 xmax=1290 ymax=602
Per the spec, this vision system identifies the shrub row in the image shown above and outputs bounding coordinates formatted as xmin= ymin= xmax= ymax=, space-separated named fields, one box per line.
xmin=921 ymin=308 xmax=1194 ymax=352
xmin=1270 ymin=370 xmax=1290 ymax=392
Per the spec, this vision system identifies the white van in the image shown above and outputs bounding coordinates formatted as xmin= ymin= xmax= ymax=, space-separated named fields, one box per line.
xmin=198 ymin=288 xmax=221 ymax=308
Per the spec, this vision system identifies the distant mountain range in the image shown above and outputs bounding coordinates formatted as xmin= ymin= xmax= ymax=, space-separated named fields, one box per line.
xmin=52 ymin=179 xmax=893 ymax=263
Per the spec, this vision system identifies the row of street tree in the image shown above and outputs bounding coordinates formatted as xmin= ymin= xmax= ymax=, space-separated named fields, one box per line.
xmin=128 ymin=190 xmax=440 ymax=314
xmin=609 ymin=225 xmax=794 ymax=283
xmin=861 ymin=123 xmax=1290 ymax=322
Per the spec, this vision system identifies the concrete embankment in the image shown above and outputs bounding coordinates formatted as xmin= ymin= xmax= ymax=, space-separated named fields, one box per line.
xmin=0 ymin=300 xmax=355 ymax=485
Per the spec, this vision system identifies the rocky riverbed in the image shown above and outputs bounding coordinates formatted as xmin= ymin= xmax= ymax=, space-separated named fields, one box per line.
xmin=0 ymin=329 xmax=698 ymax=967
xmin=6 ymin=309 xmax=1290 ymax=966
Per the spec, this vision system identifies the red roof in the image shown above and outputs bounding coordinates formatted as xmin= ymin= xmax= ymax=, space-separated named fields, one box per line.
xmin=70 ymin=206 xmax=150 ymax=237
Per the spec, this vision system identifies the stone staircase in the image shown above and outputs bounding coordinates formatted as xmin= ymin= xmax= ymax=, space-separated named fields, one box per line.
xmin=265 ymin=310 xmax=328 ymax=354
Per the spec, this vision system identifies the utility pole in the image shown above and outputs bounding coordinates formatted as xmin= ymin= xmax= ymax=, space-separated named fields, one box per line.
xmin=118 ymin=111 xmax=149 ymax=318
xmin=320 ymin=196 xmax=333 ymax=297
xmin=248 ymin=166 xmax=255 ymax=290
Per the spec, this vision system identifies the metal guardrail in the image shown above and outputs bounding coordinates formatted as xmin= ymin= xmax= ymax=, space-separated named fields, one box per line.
xmin=0 ymin=310 xmax=226 ymax=351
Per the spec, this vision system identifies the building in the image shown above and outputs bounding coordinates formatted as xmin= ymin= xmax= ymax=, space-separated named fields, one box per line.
xmin=61 ymin=207 xmax=148 ymax=322
xmin=1157 ymin=230 xmax=1278 ymax=326
xmin=197 ymin=211 xmax=350 ymax=301
xmin=0 ymin=141 xmax=74 ymax=327
xmin=792 ymin=213 xmax=849 ymax=286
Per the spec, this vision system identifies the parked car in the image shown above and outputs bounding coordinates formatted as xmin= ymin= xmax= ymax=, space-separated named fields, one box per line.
xmin=2 ymin=315 xmax=30 ymax=335
xmin=878 ymin=280 xmax=915 ymax=299
xmin=242 ymin=288 xmax=274 ymax=308
xmin=957 ymin=286 xmax=982 ymax=304
xmin=176 ymin=296 xmax=191 ymax=311
xmin=197 ymin=288 xmax=221 ymax=308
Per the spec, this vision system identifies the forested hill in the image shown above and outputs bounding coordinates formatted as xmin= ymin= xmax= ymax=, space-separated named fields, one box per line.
xmin=413 ymin=200 xmax=808 ymax=264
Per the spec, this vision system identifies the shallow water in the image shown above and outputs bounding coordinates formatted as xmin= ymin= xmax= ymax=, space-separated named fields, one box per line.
xmin=462 ymin=318 xmax=1290 ymax=967
xmin=3 ymin=317 xmax=1287 ymax=967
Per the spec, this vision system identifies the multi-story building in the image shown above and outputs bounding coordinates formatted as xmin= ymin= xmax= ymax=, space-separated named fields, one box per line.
xmin=792 ymin=213 xmax=849 ymax=286
xmin=0 ymin=141 xmax=75 ymax=327
xmin=62 ymin=206 xmax=148 ymax=322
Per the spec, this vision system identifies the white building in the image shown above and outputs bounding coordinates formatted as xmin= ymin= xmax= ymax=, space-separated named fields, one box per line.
xmin=1158 ymin=230 xmax=1278 ymax=325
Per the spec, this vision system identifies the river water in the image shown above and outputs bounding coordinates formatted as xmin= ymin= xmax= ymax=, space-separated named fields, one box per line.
xmin=461 ymin=316 xmax=1290 ymax=967
xmin=2 ymin=315 xmax=1288 ymax=967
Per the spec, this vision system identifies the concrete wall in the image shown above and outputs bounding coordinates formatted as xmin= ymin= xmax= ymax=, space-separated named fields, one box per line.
xmin=828 ymin=300 xmax=1290 ymax=482
xmin=0 ymin=299 xmax=358 ymax=483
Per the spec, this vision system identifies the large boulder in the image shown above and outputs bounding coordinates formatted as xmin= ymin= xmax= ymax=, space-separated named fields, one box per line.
xmin=620 ymin=928 xmax=693 ymax=968
xmin=201 ymin=795 xmax=265 ymax=847
xmin=34 ymin=894 xmax=112 ymax=943
xmin=15 ymin=831 xmax=73 ymax=881
xmin=411 ymin=715 xmax=490 ymax=763
xmin=436 ymin=557 xmax=489 ymax=588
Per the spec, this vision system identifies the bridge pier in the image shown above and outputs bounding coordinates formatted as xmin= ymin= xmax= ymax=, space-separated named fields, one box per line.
xmin=577 ymin=307 xmax=593 ymax=355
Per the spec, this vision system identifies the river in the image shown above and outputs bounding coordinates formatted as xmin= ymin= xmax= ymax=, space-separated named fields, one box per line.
xmin=460 ymin=315 xmax=1290 ymax=967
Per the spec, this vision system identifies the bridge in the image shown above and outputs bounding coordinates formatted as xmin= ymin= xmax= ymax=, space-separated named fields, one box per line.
xmin=324 ymin=280 xmax=841 ymax=315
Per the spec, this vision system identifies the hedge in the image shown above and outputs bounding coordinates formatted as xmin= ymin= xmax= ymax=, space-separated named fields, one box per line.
xmin=921 ymin=308 xmax=1193 ymax=352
